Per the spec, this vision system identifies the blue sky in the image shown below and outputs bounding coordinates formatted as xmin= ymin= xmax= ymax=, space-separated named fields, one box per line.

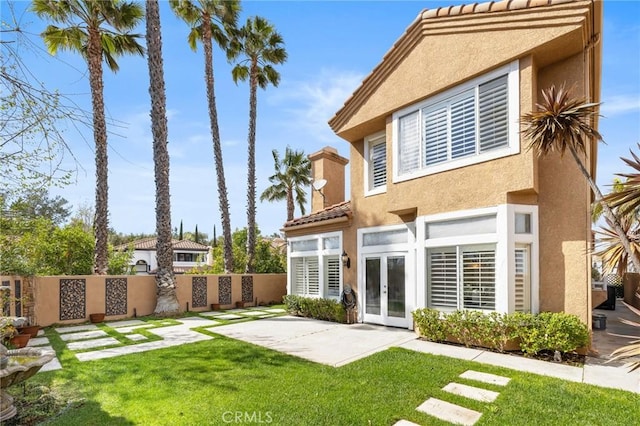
xmin=3 ymin=1 xmax=639 ymax=238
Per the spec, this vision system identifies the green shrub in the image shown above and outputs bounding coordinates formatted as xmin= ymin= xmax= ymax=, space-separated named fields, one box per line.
xmin=412 ymin=308 xmax=446 ymax=342
xmin=517 ymin=312 xmax=589 ymax=356
xmin=283 ymin=295 xmax=346 ymax=323
xmin=412 ymin=309 xmax=588 ymax=357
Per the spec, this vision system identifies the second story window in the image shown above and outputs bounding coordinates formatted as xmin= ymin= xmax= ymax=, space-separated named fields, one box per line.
xmin=365 ymin=132 xmax=387 ymax=195
xmin=393 ymin=61 xmax=519 ymax=181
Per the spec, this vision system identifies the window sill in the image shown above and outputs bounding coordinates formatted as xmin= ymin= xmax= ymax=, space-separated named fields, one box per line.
xmin=364 ymin=186 xmax=387 ymax=197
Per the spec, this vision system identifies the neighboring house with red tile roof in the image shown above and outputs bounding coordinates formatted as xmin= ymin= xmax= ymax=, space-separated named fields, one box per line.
xmin=115 ymin=238 xmax=210 ymax=274
xmin=283 ymin=0 xmax=602 ymax=329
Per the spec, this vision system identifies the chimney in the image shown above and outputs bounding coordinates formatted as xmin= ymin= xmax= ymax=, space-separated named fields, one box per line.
xmin=308 ymin=146 xmax=349 ymax=213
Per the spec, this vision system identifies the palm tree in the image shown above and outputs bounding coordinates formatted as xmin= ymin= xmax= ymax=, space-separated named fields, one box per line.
xmin=170 ymin=0 xmax=239 ymax=274
xmin=521 ymin=85 xmax=640 ymax=273
xmin=260 ymin=147 xmax=311 ymax=222
xmin=595 ymin=216 xmax=640 ymax=276
xmin=228 ymin=16 xmax=287 ymax=273
xmin=145 ymin=0 xmax=179 ymax=314
xmin=32 ymin=0 xmax=144 ymax=275
xmin=604 ymin=145 xmax=640 ymax=218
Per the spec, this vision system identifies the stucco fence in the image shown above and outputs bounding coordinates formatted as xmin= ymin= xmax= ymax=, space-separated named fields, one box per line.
xmin=1 ymin=274 xmax=286 ymax=327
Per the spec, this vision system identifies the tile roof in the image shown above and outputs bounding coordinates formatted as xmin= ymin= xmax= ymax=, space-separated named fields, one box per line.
xmin=115 ymin=238 xmax=210 ymax=251
xmin=150 ymin=266 xmax=206 ymax=275
xmin=420 ymin=0 xmax=576 ymax=19
xmin=283 ymin=201 xmax=352 ymax=229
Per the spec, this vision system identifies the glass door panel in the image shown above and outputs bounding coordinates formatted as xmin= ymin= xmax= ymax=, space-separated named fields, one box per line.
xmin=365 ymin=258 xmax=381 ymax=315
xmin=387 ymin=256 xmax=405 ymax=318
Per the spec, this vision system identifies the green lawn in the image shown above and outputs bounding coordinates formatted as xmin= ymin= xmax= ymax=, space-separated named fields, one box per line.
xmin=9 ymin=329 xmax=640 ymax=425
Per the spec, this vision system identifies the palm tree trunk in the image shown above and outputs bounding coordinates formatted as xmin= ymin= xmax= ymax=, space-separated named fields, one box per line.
xmin=286 ymin=188 xmax=294 ymax=222
xmin=202 ymin=15 xmax=233 ymax=274
xmin=569 ymin=145 xmax=640 ymax=273
xmin=245 ymin=62 xmax=258 ymax=273
xmin=87 ymin=27 xmax=109 ymax=275
xmin=146 ymin=0 xmax=179 ymax=315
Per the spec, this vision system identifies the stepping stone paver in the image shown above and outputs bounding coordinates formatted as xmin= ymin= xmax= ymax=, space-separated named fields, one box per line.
xmin=460 ymin=370 xmax=511 ymax=386
xmin=106 ymin=320 xmax=146 ymax=328
xmin=393 ymin=421 xmax=421 ymax=426
xmin=263 ymin=308 xmax=285 ymax=313
xmin=127 ymin=334 xmax=148 ymax=342
xmin=27 ymin=337 xmax=49 ymax=347
xmin=59 ymin=330 xmax=108 ymax=342
xmin=37 ymin=346 xmax=62 ymax=372
xmin=117 ymin=324 xmax=154 ymax=333
xmin=37 ymin=330 xmax=45 ymax=337
xmin=417 ymin=398 xmax=482 ymax=426
xmin=67 ymin=337 xmax=120 ymax=350
xmin=199 ymin=311 xmax=227 ymax=317
xmin=237 ymin=310 xmax=268 ymax=317
xmin=75 ymin=326 xmax=213 ymax=361
xmin=54 ymin=324 xmax=98 ymax=334
xmin=443 ymin=382 xmax=500 ymax=402
xmin=216 ymin=314 xmax=244 ymax=320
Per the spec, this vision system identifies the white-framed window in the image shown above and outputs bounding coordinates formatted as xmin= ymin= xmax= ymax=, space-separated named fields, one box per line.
xmin=364 ymin=132 xmax=387 ymax=195
xmin=292 ymin=257 xmax=319 ymax=296
xmin=393 ymin=61 xmax=519 ymax=181
xmin=427 ymin=244 xmax=497 ymax=310
xmin=288 ymin=231 xmax=343 ymax=299
xmin=325 ymin=256 xmax=340 ymax=298
xmin=514 ymin=244 xmax=531 ymax=312
xmin=418 ymin=204 xmax=538 ymax=314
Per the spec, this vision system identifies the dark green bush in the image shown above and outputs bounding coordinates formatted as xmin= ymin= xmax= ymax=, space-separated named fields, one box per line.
xmin=283 ymin=295 xmax=346 ymax=323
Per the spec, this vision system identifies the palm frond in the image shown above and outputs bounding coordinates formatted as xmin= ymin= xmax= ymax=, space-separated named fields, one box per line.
xmin=594 ymin=215 xmax=640 ymax=275
xmin=604 ymin=144 xmax=640 ymax=216
xmin=521 ymin=85 xmax=602 ymax=157
xmin=610 ymin=340 xmax=640 ymax=372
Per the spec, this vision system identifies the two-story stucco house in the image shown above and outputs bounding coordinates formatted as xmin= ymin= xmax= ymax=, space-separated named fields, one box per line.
xmin=283 ymin=0 xmax=602 ymax=329
xmin=116 ymin=238 xmax=210 ymax=275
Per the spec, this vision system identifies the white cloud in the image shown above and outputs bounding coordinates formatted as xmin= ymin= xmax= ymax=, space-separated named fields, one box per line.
xmin=601 ymin=94 xmax=640 ymax=117
xmin=269 ymin=69 xmax=364 ymax=143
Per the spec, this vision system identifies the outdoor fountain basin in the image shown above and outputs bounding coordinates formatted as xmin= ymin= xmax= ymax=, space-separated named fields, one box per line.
xmin=1 ymin=348 xmax=55 ymax=389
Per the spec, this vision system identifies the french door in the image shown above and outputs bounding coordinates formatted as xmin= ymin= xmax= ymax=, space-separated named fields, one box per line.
xmin=363 ymin=253 xmax=408 ymax=327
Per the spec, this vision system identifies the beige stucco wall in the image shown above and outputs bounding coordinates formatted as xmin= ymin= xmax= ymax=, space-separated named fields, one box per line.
xmin=334 ymin=3 xmax=597 ymax=324
xmin=1 ymin=274 xmax=286 ymax=327
xmin=536 ymin=52 xmax=592 ymax=323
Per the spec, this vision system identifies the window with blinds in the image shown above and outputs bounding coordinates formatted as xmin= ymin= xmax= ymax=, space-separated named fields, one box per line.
xmin=479 ymin=76 xmax=509 ymax=152
xmin=514 ymin=245 xmax=531 ymax=312
xmin=292 ymin=257 xmax=319 ymax=297
xmin=427 ymin=248 xmax=458 ymax=308
xmin=368 ymin=138 xmax=387 ymax=191
xmin=396 ymin=69 xmax=512 ymax=177
xmin=462 ymin=248 xmax=495 ymax=310
xmin=427 ymin=245 xmax=496 ymax=310
xmin=325 ymin=256 xmax=340 ymax=298
xmin=399 ymin=110 xmax=420 ymax=175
